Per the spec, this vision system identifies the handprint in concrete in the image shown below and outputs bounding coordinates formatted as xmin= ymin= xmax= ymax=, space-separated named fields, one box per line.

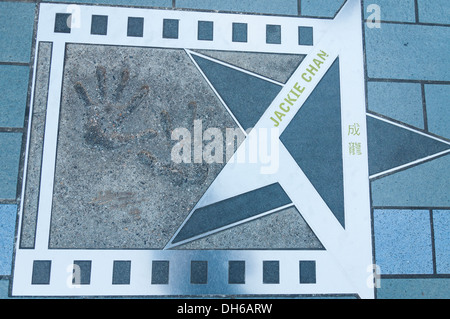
xmin=73 ymin=65 xmax=208 ymax=186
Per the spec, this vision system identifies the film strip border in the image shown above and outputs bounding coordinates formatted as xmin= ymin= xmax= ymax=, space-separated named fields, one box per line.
xmin=32 ymin=258 xmax=315 ymax=287
xmin=54 ymin=12 xmax=317 ymax=47
xmin=36 ymin=3 xmax=332 ymax=54
xmin=13 ymin=249 xmax=359 ymax=296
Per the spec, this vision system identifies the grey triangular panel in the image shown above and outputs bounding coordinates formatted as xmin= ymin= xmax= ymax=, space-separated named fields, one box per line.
xmin=280 ymin=58 xmax=345 ymax=228
xmin=367 ymin=116 xmax=450 ymax=176
xmin=193 ymin=49 xmax=305 ymax=84
xmin=171 ymin=183 xmax=292 ymax=244
xmin=175 ymin=206 xmax=324 ymax=250
xmin=192 ymin=54 xmax=282 ymax=130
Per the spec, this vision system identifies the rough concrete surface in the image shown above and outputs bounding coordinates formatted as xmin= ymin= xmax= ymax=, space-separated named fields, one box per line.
xmin=193 ymin=50 xmax=305 ymax=84
xmin=49 ymin=44 xmax=239 ymax=249
xmin=177 ymin=206 xmax=324 ymax=250
xmin=20 ymin=42 xmax=52 ymax=248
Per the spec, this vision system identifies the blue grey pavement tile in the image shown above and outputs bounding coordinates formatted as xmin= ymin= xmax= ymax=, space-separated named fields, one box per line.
xmin=266 ymin=24 xmax=281 ymax=44
xmin=367 ymin=81 xmax=424 ymax=129
xmin=298 ymin=26 xmax=313 ymax=46
xmin=232 ymin=22 xmax=248 ymax=43
xmin=191 ymin=260 xmax=207 ymax=284
xmin=0 ymin=279 xmax=9 ymax=299
xmin=73 ymin=260 xmax=92 ymax=285
xmin=366 ymin=116 xmax=449 ymax=176
xmin=371 ymin=154 xmax=450 ymax=207
xmin=197 ymin=21 xmax=213 ymax=41
xmin=263 ymin=260 xmax=279 ymax=284
xmin=425 ymin=84 xmax=450 ymax=139
xmin=373 ymin=209 xmax=433 ymax=275
xmin=417 ymin=0 xmax=450 ymax=25
xmin=377 ymin=278 xmax=450 ymax=299
xmin=163 ymin=19 xmax=179 ymax=39
xmin=301 ymin=0 xmax=345 ymax=18
xmin=281 ymin=59 xmax=345 ymax=227
xmin=91 ymin=14 xmax=108 ymax=35
xmin=228 ymin=261 xmax=245 ymax=284
xmin=0 ymin=65 xmax=30 ymax=128
xmin=54 ymin=13 xmax=72 ymax=34
xmin=176 ymin=0 xmax=299 ymax=16
xmin=127 ymin=17 xmax=144 ymax=37
xmin=363 ymin=0 xmax=416 ymax=22
xmin=0 ymin=133 xmax=23 ymax=200
xmin=31 ymin=260 xmax=51 ymax=285
xmin=46 ymin=0 xmax=172 ymax=7
xmin=0 ymin=2 xmax=35 ymax=63
xmin=0 ymin=205 xmax=17 ymax=276
xmin=151 ymin=260 xmax=170 ymax=285
xmin=433 ymin=210 xmax=450 ymax=274
xmin=299 ymin=260 xmax=316 ymax=284
xmin=112 ymin=260 xmax=131 ymax=285
xmin=364 ymin=23 xmax=450 ymax=81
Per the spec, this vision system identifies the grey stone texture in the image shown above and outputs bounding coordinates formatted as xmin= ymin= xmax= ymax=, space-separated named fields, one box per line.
xmin=177 ymin=207 xmax=324 ymax=250
xmin=20 ymin=42 xmax=52 ymax=248
xmin=193 ymin=50 xmax=305 ymax=84
xmin=49 ymin=44 xmax=239 ymax=249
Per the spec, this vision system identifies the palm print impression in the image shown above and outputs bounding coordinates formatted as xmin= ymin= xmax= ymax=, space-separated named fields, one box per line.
xmin=74 ymin=65 xmax=209 ymax=186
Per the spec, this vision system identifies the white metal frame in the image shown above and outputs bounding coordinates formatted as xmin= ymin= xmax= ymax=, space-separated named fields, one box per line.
xmin=13 ymin=0 xmax=375 ymax=298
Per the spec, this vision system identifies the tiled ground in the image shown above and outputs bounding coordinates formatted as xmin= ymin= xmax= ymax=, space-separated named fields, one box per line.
xmin=0 ymin=0 xmax=449 ymax=299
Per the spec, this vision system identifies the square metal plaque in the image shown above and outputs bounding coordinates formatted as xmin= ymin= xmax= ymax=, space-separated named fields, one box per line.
xmin=13 ymin=1 xmax=375 ymax=298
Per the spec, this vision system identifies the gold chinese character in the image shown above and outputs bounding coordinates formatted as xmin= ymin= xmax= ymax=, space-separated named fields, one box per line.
xmin=348 ymin=123 xmax=361 ymax=136
xmin=349 ymin=142 xmax=362 ymax=155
